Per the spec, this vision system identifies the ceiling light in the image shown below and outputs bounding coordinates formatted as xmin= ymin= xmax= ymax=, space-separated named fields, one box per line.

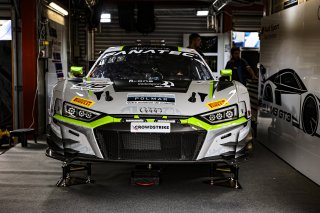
xmin=197 ymin=10 xmax=209 ymax=16
xmin=101 ymin=13 xmax=111 ymax=19
xmin=49 ymin=2 xmax=68 ymax=16
xmin=100 ymin=13 xmax=111 ymax=23
xmin=100 ymin=18 xmax=111 ymax=23
xmin=212 ymin=0 xmax=231 ymax=12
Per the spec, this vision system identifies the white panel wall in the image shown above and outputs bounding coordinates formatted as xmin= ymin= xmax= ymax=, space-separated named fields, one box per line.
xmin=258 ymin=0 xmax=320 ymax=185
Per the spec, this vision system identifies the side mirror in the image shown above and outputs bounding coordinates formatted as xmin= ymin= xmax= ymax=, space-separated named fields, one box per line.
xmin=220 ymin=69 xmax=232 ymax=81
xmin=70 ymin=66 xmax=83 ymax=77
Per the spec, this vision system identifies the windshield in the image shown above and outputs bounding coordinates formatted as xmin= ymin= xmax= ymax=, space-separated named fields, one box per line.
xmin=89 ymin=48 xmax=213 ymax=81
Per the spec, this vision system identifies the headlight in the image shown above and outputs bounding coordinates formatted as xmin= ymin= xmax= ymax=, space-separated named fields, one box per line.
xmin=63 ymin=102 xmax=101 ymax=122
xmin=201 ymin=105 xmax=238 ymax=124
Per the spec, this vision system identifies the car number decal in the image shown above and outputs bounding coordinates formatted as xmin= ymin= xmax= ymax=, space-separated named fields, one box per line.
xmin=71 ymin=96 xmax=95 ymax=108
xmin=71 ymin=82 xmax=112 ymax=92
xmin=206 ymin=99 xmax=229 ymax=110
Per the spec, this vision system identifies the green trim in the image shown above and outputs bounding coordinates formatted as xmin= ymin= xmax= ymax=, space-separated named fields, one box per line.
xmin=162 ymin=116 xmax=168 ymax=119
xmin=120 ymin=46 xmax=124 ymax=51
xmin=134 ymin=115 xmax=139 ymax=119
xmin=53 ymin=114 xmax=120 ymax=129
xmin=220 ymin=69 xmax=232 ymax=81
xmin=70 ymin=66 xmax=83 ymax=75
xmin=53 ymin=114 xmax=247 ymax=131
xmin=146 ymin=119 xmax=156 ymax=122
xmin=209 ymin=80 xmax=214 ymax=99
xmin=178 ymin=46 xmax=182 ymax=52
xmin=88 ymin=90 xmax=94 ymax=96
xmin=180 ymin=117 xmax=248 ymax=131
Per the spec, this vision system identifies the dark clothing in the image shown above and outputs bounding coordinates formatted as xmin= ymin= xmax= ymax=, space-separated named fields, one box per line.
xmin=225 ymin=58 xmax=250 ymax=85
xmin=196 ymin=49 xmax=205 ymax=58
xmin=187 ymin=46 xmax=205 ymax=58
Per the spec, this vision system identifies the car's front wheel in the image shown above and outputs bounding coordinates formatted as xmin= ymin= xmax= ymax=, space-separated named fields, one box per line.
xmin=263 ymin=84 xmax=273 ymax=103
xmin=302 ymin=95 xmax=319 ymax=135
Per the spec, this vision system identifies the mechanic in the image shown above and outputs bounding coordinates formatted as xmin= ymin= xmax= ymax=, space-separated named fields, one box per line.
xmin=225 ymin=47 xmax=257 ymax=85
xmin=188 ymin=33 xmax=205 ymax=58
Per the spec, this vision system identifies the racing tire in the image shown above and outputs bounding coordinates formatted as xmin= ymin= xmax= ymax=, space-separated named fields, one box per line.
xmin=263 ymin=84 xmax=273 ymax=103
xmin=302 ymin=95 xmax=319 ymax=135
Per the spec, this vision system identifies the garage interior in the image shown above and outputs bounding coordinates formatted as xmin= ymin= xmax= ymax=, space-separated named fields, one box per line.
xmin=0 ymin=0 xmax=320 ymax=212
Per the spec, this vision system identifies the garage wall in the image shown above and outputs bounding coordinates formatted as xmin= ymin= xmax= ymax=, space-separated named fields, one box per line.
xmin=232 ymin=11 xmax=263 ymax=32
xmin=76 ymin=8 xmax=215 ymax=70
xmin=258 ymin=0 xmax=320 ymax=185
xmin=93 ymin=9 xmax=213 ymax=59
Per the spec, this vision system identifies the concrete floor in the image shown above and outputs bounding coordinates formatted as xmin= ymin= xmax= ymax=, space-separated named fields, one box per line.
xmin=0 ymin=140 xmax=319 ymax=213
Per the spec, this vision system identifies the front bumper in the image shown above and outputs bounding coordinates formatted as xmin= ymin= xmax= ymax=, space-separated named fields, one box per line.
xmin=47 ymin=115 xmax=252 ymax=164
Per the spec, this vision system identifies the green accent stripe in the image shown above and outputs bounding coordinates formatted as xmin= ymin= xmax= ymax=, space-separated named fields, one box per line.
xmin=53 ymin=114 xmax=121 ymax=128
xmin=88 ymin=90 xmax=94 ymax=96
xmin=120 ymin=46 xmax=125 ymax=51
xmin=53 ymin=114 xmax=247 ymax=131
xmin=146 ymin=119 xmax=156 ymax=122
xmin=209 ymin=80 xmax=214 ymax=99
xmin=178 ymin=46 xmax=182 ymax=52
xmin=180 ymin=117 xmax=248 ymax=131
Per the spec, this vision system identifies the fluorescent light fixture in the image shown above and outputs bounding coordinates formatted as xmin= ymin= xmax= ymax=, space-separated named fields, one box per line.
xmin=100 ymin=13 xmax=111 ymax=23
xmin=101 ymin=13 xmax=111 ymax=19
xmin=212 ymin=0 xmax=231 ymax=12
xmin=217 ymin=2 xmax=228 ymax=11
xmin=49 ymin=2 xmax=68 ymax=16
xmin=100 ymin=18 xmax=111 ymax=23
xmin=197 ymin=10 xmax=209 ymax=16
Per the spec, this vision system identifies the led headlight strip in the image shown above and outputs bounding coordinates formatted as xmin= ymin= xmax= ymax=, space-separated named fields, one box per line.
xmin=63 ymin=102 xmax=101 ymax=122
xmin=201 ymin=105 xmax=238 ymax=124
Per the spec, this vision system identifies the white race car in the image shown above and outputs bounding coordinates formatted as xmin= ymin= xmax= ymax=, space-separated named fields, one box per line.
xmin=47 ymin=46 xmax=252 ymax=165
xmin=261 ymin=68 xmax=320 ymax=137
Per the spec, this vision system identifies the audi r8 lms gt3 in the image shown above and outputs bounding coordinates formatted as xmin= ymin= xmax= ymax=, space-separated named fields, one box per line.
xmin=47 ymin=46 xmax=252 ymax=164
xmin=261 ymin=68 xmax=320 ymax=137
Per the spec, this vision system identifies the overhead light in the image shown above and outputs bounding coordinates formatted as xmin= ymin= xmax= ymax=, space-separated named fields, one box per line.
xmin=197 ymin=10 xmax=209 ymax=16
xmin=212 ymin=0 xmax=231 ymax=12
xmin=49 ymin=2 xmax=68 ymax=16
xmin=100 ymin=13 xmax=111 ymax=23
xmin=101 ymin=13 xmax=111 ymax=19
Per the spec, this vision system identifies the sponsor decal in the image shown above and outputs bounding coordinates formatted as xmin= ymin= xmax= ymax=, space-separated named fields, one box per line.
xmin=108 ymin=48 xmax=196 ymax=58
xmin=70 ymin=96 xmax=95 ymax=108
xmin=127 ymin=93 xmax=175 ymax=105
xmin=71 ymin=82 xmax=112 ymax=92
xmin=155 ymin=81 xmax=175 ymax=88
xmin=260 ymin=102 xmax=293 ymax=123
xmin=130 ymin=122 xmax=171 ymax=133
xmin=128 ymin=80 xmax=175 ymax=88
xmin=206 ymin=99 xmax=229 ymax=110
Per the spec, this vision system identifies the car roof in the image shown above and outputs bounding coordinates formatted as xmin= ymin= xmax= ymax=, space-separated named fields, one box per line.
xmin=103 ymin=45 xmax=199 ymax=55
xmin=266 ymin=68 xmax=307 ymax=90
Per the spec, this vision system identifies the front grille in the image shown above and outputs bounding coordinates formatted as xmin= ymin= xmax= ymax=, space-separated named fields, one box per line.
xmin=94 ymin=124 xmax=206 ymax=161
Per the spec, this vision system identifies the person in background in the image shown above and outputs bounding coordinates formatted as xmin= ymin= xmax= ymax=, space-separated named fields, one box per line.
xmin=188 ymin=33 xmax=205 ymax=58
xmin=225 ymin=47 xmax=257 ymax=85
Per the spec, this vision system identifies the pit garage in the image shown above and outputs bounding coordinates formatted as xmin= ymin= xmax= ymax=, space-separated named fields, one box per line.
xmin=0 ymin=0 xmax=320 ymax=212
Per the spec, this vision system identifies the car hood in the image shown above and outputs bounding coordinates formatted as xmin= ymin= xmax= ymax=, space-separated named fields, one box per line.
xmin=56 ymin=79 xmax=239 ymax=116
